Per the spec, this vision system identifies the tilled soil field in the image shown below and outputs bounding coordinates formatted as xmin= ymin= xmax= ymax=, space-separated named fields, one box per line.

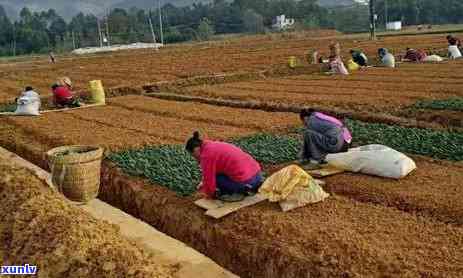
xmin=0 ymin=96 xmax=299 ymax=152
xmin=267 ymin=156 xmax=463 ymax=226
xmin=99 ymin=166 xmax=463 ymax=278
xmin=1 ymin=94 xmax=463 ymax=277
xmin=0 ymin=32 xmax=458 ymax=104
xmin=182 ymin=61 xmax=463 ymax=114
xmin=3 ymin=112 xmax=169 ymax=152
xmin=325 ymin=157 xmax=463 ymax=225
xmin=108 ymin=95 xmax=299 ymax=132
xmin=2 ymin=31 xmax=463 ymax=276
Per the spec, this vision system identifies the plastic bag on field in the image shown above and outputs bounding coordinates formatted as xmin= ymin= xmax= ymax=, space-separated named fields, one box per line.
xmin=347 ymin=59 xmax=360 ymax=71
xmin=423 ymin=55 xmax=444 ymax=62
xmin=325 ymin=145 xmax=416 ymax=179
xmin=259 ymin=165 xmax=330 ymax=212
xmin=15 ymin=97 xmax=40 ymax=116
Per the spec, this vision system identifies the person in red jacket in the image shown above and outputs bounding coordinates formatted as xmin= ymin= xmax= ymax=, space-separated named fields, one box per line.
xmin=403 ymin=48 xmax=427 ymax=62
xmin=186 ymin=131 xmax=263 ymax=201
xmin=51 ymin=77 xmax=80 ymax=108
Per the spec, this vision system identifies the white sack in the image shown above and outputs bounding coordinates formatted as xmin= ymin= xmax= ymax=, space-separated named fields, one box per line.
xmin=15 ymin=97 xmax=40 ymax=116
xmin=448 ymin=45 xmax=462 ymax=59
xmin=325 ymin=144 xmax=416 ymax=179
xmin=423 ymin=55 xmax=444 ymax=62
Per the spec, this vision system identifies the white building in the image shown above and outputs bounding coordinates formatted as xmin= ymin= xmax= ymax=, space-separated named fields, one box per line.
xmin=272 ymin=15 xmax=295 ymax=30
xmin=386 ymin=21 xmax=402 ymax=31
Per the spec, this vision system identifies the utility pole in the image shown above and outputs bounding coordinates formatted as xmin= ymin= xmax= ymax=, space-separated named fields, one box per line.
xmin=72 ymin=31 xmax=76 ymax=49
xmin=105 ymin=10 xmax=111 ymax=46
xmin=12 ymin=23 xmax=16 ymax=56
xmin=148 ymin=11 xmax=157 ymax=45
xmin=415 ymin=0 xmax=420 ymax=25
xmin=97 ymin=19 xmax=103 ymax=47
xmin=369 ymin=0 xmax=376 ymax=40
xmin=158 ymin=0 xmax=164 ymax=45
xmin=385 ymin=0 xmax=388 ymax=28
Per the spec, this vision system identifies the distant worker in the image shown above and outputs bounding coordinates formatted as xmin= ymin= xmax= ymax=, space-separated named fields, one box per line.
xmin=311 ymin=50 xmax=319 ymax=64
xmin=186 ymin=132 xmax=263 ymax=201
xmin=350 ymin=49 xmax=368 ymax=67
xmin=299 ymin=109 xmax=352 ymax=168
xmin=49 ymin=51 xmax=56 ymax=64
xmin=329 ymin=42 xmax=341 ymax=58
xmin=447 ymin=35 xmax=462 ymax=49
xmin=51 ymin=77 xmax=80 ymax=108
xmin=378 ymin=48 xmax=395 ymax=68
xmin=447 ymin=35 xmax=462 ymax=59
xmin=402 ymin=48 xmax=427 ymax=62
xmin=328 ymin=55 xmax=349 ymax=75
xmin=326 ymin=42 xmax=349 ymax=75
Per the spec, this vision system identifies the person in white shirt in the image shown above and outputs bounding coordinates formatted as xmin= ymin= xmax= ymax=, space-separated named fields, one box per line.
xmin=378 ymin=48 xmax=396 ymax=68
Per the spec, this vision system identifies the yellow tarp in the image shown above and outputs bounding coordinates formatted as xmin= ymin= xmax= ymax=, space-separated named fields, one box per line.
xmin=259 ymin=165 xmax=312 ymax=202
xmin=259 ymin=165 xmax=330 ymax=212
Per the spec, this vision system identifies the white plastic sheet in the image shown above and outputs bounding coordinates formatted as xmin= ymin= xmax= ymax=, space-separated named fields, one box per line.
xmin=326 ymin=145 xmax=416 ymax=179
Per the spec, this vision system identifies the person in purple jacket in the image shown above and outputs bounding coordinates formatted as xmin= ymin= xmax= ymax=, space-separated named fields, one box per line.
xmin=299 ymin=109 xmax=352 ymax=167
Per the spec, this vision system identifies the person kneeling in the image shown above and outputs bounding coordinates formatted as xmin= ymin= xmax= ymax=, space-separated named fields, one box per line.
xmin=299 ymin=109 xmax=352 ymax=168
xmin=378 ymin=48 xmax=396 ymax=68
xmin=186 ymin=132 xmax=263 ymax=202
xmin=51 ymin=77 xmax=80 ymax=108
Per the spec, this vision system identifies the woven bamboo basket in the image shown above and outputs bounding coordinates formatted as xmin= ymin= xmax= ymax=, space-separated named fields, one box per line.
xmin=47 ymin=145 xmax=104 ymax=203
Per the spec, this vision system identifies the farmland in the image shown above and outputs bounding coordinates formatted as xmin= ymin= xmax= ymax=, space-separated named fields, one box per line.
xmin=182 ymin=61 xmax=463 ymax=114
xmin=1 ymin=31 xmax=463 ymax=278
xmin=0 ymin=31 xmax=460 ymax=104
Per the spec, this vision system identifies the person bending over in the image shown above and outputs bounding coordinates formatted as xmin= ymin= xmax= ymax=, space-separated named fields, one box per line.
xmin=299 ymin=109 xmax=352 ymax=167
xmin=51 ymin=77 xmax=80 ymax=108
xmin=378 ymin=48 xmax=396 ymax=68
xmin=350 ymin=49 xmax=368 ymax=67
xmin=186 ymin=132 xmax=263 ymax=201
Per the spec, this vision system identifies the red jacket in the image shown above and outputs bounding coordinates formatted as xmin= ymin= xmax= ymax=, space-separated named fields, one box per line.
xmin=53 ymin=86 xmax=73 ymax=105
xmin=199 ymin=140 xmax=261 ymax=197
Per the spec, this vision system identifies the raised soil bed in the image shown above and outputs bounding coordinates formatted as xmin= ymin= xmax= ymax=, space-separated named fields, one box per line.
xmin=180 ymin=62 xmax=463 ymax=115
xmin=99 ymin=164 xmax=463 ymax=278
xmin=0 ymin=32 xmax=457 ymax=104
xmin=1 ymin=97 xmax=463 ymax=277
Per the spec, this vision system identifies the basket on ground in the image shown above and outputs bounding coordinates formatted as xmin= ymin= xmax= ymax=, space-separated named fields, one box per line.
xmin=47 ymin=145 xmax=104 ymax=203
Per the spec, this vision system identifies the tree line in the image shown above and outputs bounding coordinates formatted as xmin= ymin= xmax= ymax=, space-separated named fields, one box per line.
xmin=0 ymin=0 xmax=462 ymax=57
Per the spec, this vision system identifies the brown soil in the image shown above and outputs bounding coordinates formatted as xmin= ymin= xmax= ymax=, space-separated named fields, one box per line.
xmin=181 ymin=61 xmax=463 ymax=114
xmin=99 ymin=164 xmax=463 ymax=278
xmin=0 ymin=162 xmax=178 ymax=278
xmin=2 ymin=111 xmax=170 ymax=152
xmin=397 ymin=109 xmax=463 ymax=129
xmin=0 ymin=32 xmax=457 ymax=104
xmin=0 ymin=96 xmax=299 ymax=153
xmin=268 ymin=157 xmax=463 ymax=226
xmin=2 ymin=92 xmax=463 ymax=277
xmin=148 ymin=92 xmax=459 ymax=132
xmin=65 ymin=105 xmax=256 ymax=142
xmin=109 ymin=95 xmax=299 ymax=132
